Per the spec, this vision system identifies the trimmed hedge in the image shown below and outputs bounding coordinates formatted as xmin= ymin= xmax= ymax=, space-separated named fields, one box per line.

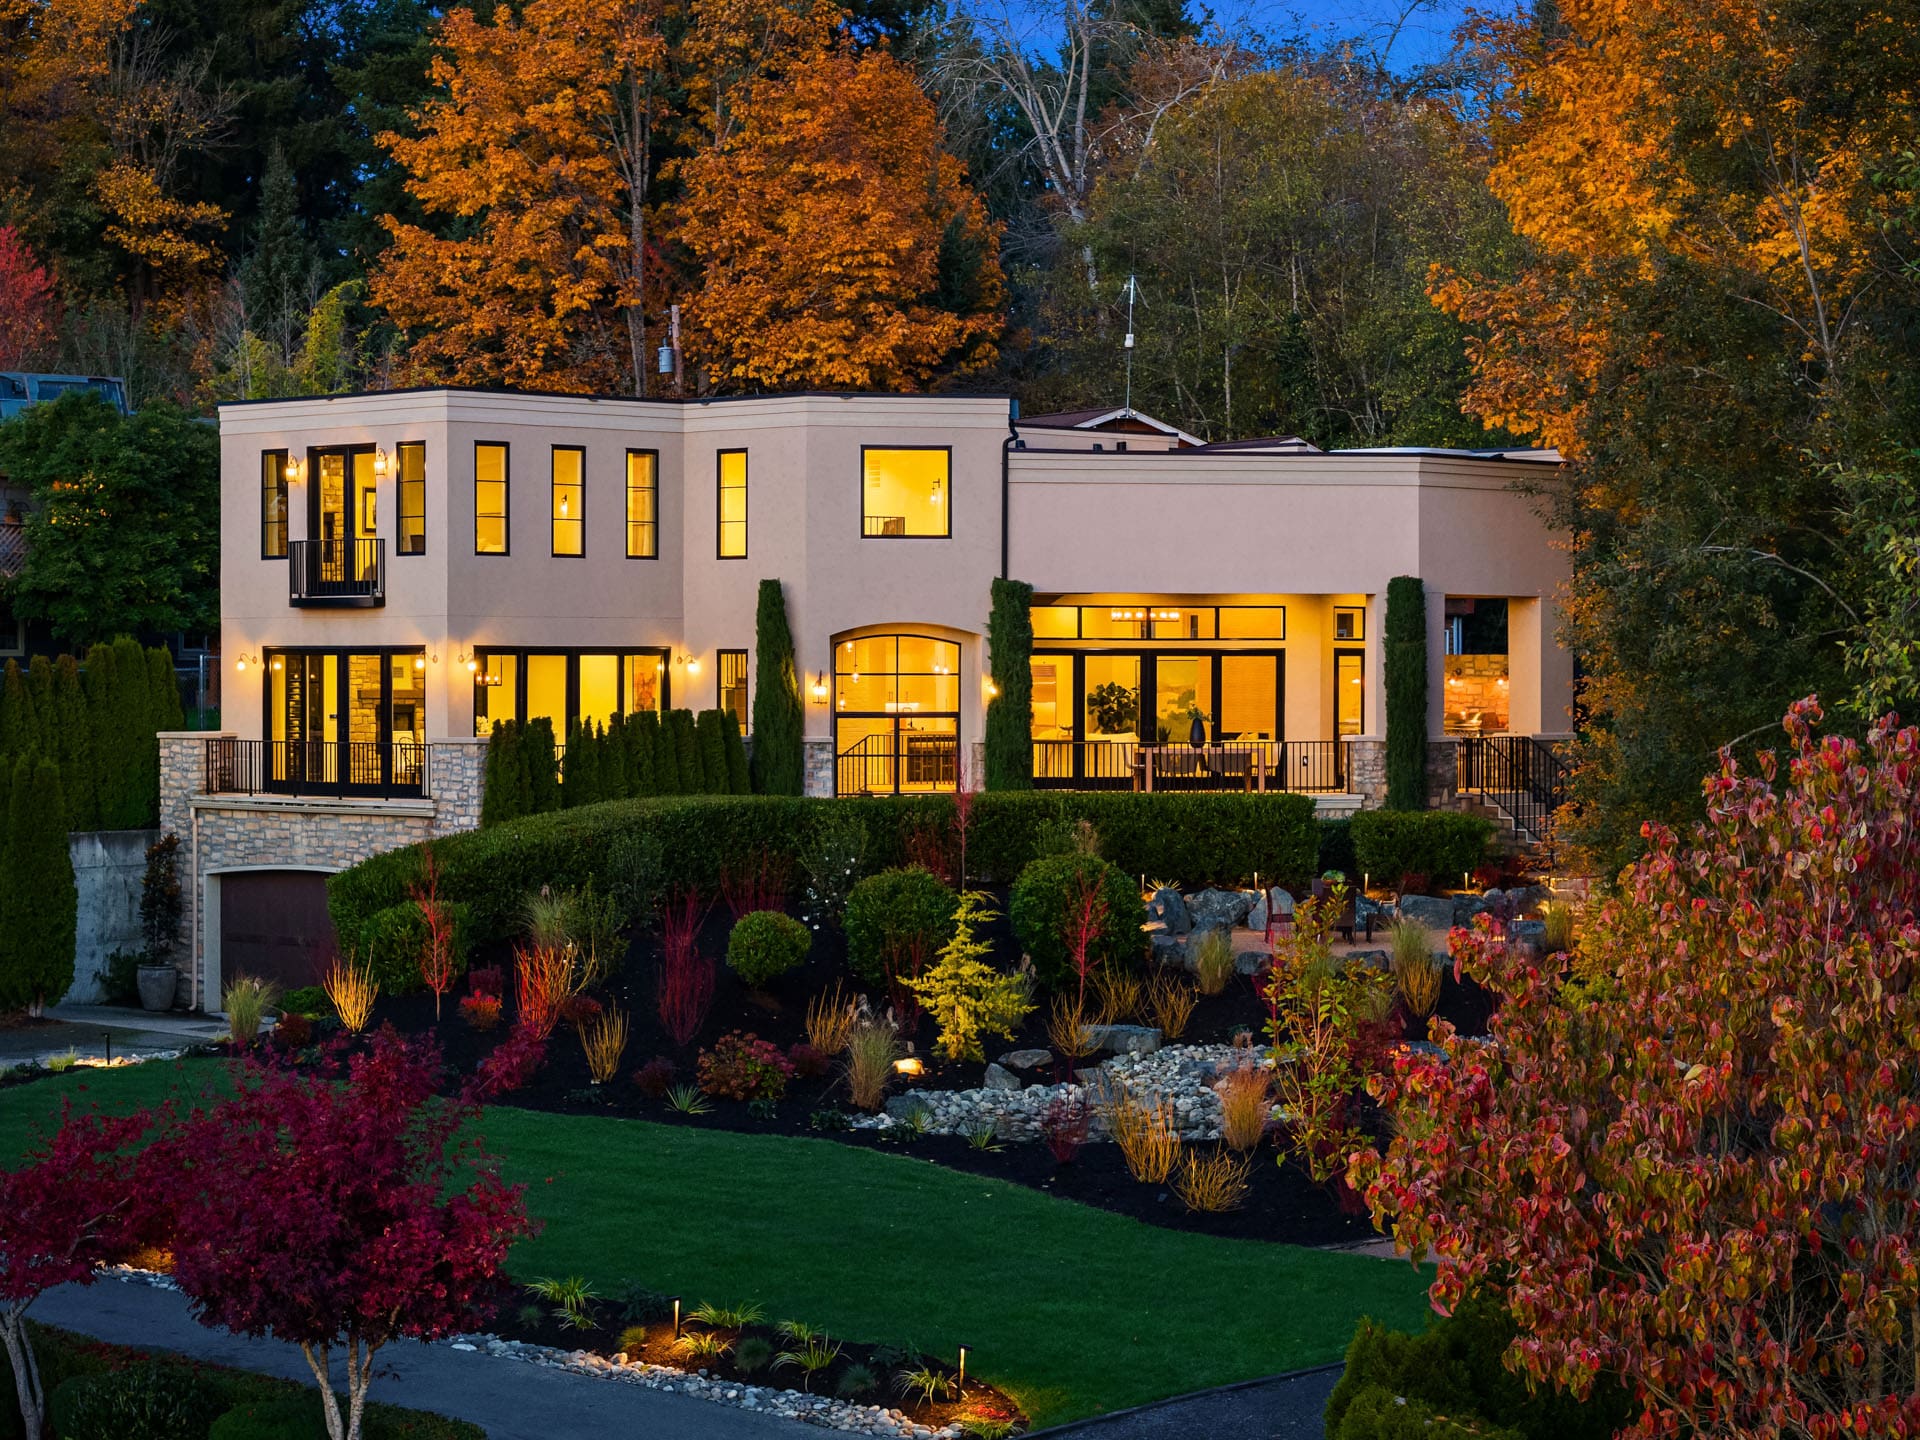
xmin=1008 ymin=853 xmax=1144 ymax=988
xmin=1349 ymin=809 xmax=1494 ymax=887
xmin=329 ymin=791 xmax=1321 ymax=952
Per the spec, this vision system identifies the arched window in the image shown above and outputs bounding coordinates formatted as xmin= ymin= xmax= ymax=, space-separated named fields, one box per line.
xmin=833 ymin=634 xmax=960 ymax=795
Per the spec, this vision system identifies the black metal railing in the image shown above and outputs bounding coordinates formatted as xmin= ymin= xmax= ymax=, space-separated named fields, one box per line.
xmin=836 ymin=732 xmax=959 ymax=795
xmin=1030 ymin=739 xmax=1348 ymax=793
xmin=1456 ymin=735 xmax=1568 ymax=847
xmin=203 ymin=738 xmax=429 ymax=799
xmin=289 ymin=538 xmax=385 ymax=607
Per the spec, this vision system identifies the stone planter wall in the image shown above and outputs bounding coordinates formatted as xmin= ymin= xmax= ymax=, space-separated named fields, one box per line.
xmin=157 ymin=733 xmax=490 ymax=1011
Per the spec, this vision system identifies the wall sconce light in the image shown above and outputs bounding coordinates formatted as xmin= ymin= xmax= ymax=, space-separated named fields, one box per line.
xmin=677 ymin=653 xmax=701 ymax=675
xmin=233 ymin=652 xmax=262 ymax=673
xmin=457 ymin=649 xmax=479 ymax=674
xmin=373 ymin=445 xmax=389 ymax=478
xmin=413 ymin=653 xmax=428 ymax=671
xmin=285 ymin=455 xmax=306 ymax=485
xmin=984 ymin=678 xmax=1000 ymax=699
xmin=810 ymin=672 xmax=828 ymax=703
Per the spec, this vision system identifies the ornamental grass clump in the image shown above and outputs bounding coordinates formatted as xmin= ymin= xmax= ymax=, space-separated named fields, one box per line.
xmin=223 ymin=976 xmax=277 ymax=1047
xmin=321 ymin=954 xmax=378 ymax=1033
xmin=1388 ymin=919 xmax=1442 ymax=1019
xmin=805 ymin=981 xmax=859 ymax=1055
xmin=580 ymin=1005 xmax=629 ymax=1084
xmin=1104 ymin=1084 xmax=1181 ymax=1184
xmin=1046 ymin=995 xmax=1098 ymax=1066
xmin=1174 ymin=1149 xmax=1253 ymax=1213
xmin=1215 ymin=1063 xmax=1272 ymax=1150
xmin=1540 ymin=899 xmax=1575 ymax=954
xmin=1191 ymin=930 xmax=1236 ymax=995
xmin=1092 ymin=966 xmax=1143 ymax=1026
xmin=844 ymin=1018 xmax=901 ymax=1112
xmin=1145 ymin=969 xmax=1197 ymax=1039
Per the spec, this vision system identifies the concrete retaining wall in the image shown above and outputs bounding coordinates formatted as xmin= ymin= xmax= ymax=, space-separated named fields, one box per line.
xmin=62 ymin=828 xmax=159 ymax=1004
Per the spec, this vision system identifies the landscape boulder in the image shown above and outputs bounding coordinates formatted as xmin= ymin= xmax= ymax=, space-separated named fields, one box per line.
xmin=1186 ymin=888 xmax=1255 ymax=934
xmin=1083 ymin=1023 xmax=1163 ymax=1056
xmin=1396 ymin=895 xmax=1455 ymax=932
xmin=1146 ymin=887 xmax=1191 ymax=935
xmin=982 ymin=1062 xmax=1022 ymax=1092
xmin=998 ymin=1048 xmax=1052 ymax=1071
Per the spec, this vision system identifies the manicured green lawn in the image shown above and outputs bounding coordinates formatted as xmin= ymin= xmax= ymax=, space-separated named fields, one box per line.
xmin=0 ymin=1061 xmax=1431 ymax=1427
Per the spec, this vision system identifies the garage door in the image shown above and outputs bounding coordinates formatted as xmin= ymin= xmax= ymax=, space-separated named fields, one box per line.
xmin=219 ymin=871 xmax=337 ymax=993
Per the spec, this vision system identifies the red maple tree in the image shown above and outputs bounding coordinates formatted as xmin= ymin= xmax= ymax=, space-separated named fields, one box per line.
xmin=1354 ymin=699 xmax=1920 ymax=1438
xmin=1 ymin=1106 xmax=163 ymax=1438
xmin=164 ymin=1033 xmax=534 ymax=1440
xmin=0 ymin=227 xmax=55 ymax=370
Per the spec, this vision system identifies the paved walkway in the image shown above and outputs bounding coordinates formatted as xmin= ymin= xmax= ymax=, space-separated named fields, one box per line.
xmin=0 ymin=1004 xmax=225 ymax=1066
xmin=33 ymin=1279 xmax=813 ymax=1440
xmin=1029 ymin=1366 xmax=1341 ymax=1440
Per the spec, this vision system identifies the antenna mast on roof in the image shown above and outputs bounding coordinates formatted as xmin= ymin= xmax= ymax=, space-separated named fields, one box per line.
xmin=1122 ymin=274 xmax=1138 ymax=416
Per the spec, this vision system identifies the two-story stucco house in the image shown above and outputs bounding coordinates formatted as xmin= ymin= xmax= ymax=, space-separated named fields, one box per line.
xmin=156 ymin=387 xmax=1573 ymax=1008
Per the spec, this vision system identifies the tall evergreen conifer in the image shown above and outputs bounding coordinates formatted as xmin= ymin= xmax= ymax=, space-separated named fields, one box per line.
xmin=749 ymin=580 xmax=804 ymax=794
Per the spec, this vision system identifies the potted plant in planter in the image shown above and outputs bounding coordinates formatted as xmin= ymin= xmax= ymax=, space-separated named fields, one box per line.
xmin=137 ymin=834 xmax=183 ymax=1011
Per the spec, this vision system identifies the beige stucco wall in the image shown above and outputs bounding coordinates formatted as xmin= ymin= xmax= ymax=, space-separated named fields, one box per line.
xmin=218 ymin=390 xmax=1572 ymax=755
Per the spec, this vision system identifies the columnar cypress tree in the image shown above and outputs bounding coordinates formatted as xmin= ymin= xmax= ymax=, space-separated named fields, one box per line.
xmin=721 ymin=710 xmax=751 ymax=794
xmin=570 ymin=721 xmax=610 ymax=807
xmin=82 ymin=642 xmax=117 ymax=820
xmin=1384 ymin=576 xmax=1430 ymax=811
xmin=650 ymin=710 xmax=681 ymax=795
xmin=110 ymin=636 xmax=156 ymax=828
xmin=670 ymin=709 xmax=701 ymax=794
xmin=695 ymin=709 xmax=728 ymax=793
xmin=0 ymin=760 xmax=12 ymax=993
xmin=481 ymin=720 xmax=532 ymax=826
xmin=523 ymin=718 xmax=561 ymax=814
xmin=749 ymin=578 xmax=804 ymax=794
xmin=52 ymin=656 xmax=97 ymax=830
xmin=603 ymin=714 xmax=631 ymax=800
xmin=0 ymin=756 xmax=74 ymax=1014
xmin=25 ymin=656 xmax=56 ymax=763
xmin=0 ymin=658 xmax=33 ymax=764
xmin=985 ymin=577 xmax=1035 ymax=791
xmin=147 ymin=647 xmax=184 ymax=731
xmin=628 ymin=710 xmax=659 ymax=795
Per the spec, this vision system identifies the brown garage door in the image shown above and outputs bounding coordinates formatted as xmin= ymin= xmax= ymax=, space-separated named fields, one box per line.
xmin=219 ymin=871 xmax=337 ymax=992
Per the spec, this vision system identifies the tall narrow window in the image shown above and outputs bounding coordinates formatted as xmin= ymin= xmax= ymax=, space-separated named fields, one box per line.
xmin=861 ymin=447 xmax=950 ymax=537
xmin=717 ymin=449 xmax=747 ymax=558
xmin=397 ymin=442 xmax=425 ymax=555
xmin=475 ymin=443 xmax=509 ymax=554
xmin=626 ymin=449 xmax=657 ymax=558
xmin=261 ymin=451 xmax=288 ymax=558
xmin=551 ymin=445 xmax=584 ymax=556
xmin=720 ymin=649 xmax=749 ymax=733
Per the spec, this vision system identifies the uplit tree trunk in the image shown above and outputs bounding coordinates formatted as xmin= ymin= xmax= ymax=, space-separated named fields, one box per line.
xmin=3 ymin=1307 xmax=46 ymax=1440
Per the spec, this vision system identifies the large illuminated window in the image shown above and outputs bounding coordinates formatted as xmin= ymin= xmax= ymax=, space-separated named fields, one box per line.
xmin=261 ymin=451 xmax=288 ymax=558
xmin=626 ymin=450 xmax=657 ymax=558
xmin=473 ymin=649 xmax=669 ymax=738
xmin=717 ymin=450 xmax=747 ymax=558
xmin=475 ymin=443 xmax=509 ymax=554
xmin=861 ymin=448 xmax=950 ymax=538
xmin=833 ymin=634 xmax=960 ymax=795
xmin=551 ymin=446 xmax=584 ymax=557
xmin=397 ymin=442 xmax=425 ymax=555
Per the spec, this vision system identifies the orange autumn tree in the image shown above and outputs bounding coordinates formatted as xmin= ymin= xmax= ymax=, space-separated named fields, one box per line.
xmin=675 ymin=43 xmax=1004 ymax=390
xmin=372 ymin=0 xmax=668 ymax=393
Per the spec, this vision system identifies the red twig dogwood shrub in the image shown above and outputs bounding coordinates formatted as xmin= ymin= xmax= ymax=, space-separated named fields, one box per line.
xmin=657 ymin=888 xmax=714 ymax=1047
xmin=1062 ymin=869 xmax=1110 ymax=1014
xmin=513 ymin=943 xmax=576 ymax=1041
xmin=1354 ymin=699 xmax=1920 ymax=1439
xmin=951 ymin=785 xmax=976 ymax=890
xmin=165 ymin=1032 xmax=534 ymax=1440
xmin=409 ymin=843 xmax=458 ymax=1018
xmin=1 ymin=1107 xmax=163 ymax=1438
xmin=719 ymin=849 xmax=792 ymax=920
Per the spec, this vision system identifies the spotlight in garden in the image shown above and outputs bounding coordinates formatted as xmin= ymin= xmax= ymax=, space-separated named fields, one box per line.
xmin=893 ymin=1057 xmax=924 ymax=1077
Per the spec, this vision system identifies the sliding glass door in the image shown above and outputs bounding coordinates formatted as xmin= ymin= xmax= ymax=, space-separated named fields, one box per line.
xmin=265 ymin=647 xmax=426 ymax=796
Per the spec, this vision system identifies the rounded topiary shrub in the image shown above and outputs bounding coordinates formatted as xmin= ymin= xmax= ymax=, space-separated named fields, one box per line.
xmin=843 ymin=866 xmax=959 ymax=988
xmin=1009 ymin=852 xmax=1145 ymax=990
xmin=727 ymin=909 xmax=811 ymax=988
xmin=208 ymin=1397 xmax=331 ymax=1440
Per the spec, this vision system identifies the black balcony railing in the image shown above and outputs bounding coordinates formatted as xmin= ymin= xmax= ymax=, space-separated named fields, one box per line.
xmin=1030 ymin=739 xmax=1349 ymax=793
xmin=1456 ymin=735 xmax=1568 ymax=850
xmin=203 ymin=738 xmax=428 ymax=799
xmin=289 ymin=538 xmax=385 ymax=607
xmin=836 ymin=732 xmax=959 ymax=795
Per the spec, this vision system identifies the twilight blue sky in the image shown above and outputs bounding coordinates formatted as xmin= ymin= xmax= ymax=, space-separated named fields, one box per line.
xmin=1222 ymin=0 xmax=1503 ymax=70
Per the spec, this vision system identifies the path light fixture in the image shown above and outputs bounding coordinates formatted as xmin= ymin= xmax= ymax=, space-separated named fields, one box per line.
xmin=670 ymin=1297 xmax=682 ymax=1338
xmin=957 ymin=1345 xmax=969 ymax=1388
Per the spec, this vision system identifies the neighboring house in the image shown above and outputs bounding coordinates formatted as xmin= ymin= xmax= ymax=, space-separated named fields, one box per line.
xmin=159 ymin=387 xmax=1573 ymax=1007
xmin=0 ymin=373 xmax=133 ymax=659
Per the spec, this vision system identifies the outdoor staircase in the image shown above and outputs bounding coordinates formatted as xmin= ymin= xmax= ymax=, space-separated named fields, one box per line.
xmin=1454 ymin=736 xmax=1569 ymax=858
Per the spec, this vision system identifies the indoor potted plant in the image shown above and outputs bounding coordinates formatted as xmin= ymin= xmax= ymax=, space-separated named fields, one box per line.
xmin=137 ymin=835 xmax=183 ymax=1011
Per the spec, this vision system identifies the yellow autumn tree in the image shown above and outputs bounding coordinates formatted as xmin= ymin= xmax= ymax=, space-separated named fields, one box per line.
xmin=675 ymin=44 xmax=1005 ymax=391
xmin=1435 ymin=0 xmax=1919 ymax=457
xmin=372 ymin=0 xmax=668 ymax=394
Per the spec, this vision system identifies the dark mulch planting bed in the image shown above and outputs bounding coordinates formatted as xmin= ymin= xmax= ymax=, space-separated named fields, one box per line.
xmin=356 ymin=885 xmax=1499 ymax=1247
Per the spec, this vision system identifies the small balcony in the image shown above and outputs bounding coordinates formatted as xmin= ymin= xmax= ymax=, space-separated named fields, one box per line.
xmin=202 ymin=738 xmax=428 ymax=800
xmin=289 ymin=538 xmax=384 ymax=608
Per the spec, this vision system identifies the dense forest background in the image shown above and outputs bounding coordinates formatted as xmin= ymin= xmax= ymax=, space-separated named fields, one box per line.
xmin=0 ymin=0 xmax=1524 ymax=450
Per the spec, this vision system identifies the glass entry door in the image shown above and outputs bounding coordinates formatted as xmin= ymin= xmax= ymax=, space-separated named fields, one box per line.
xmin=266 ymin=647 xmax=424 ymax=796
xmin=312 ymin=448 xmax=379 ymax=588
xmin=833 ymin=634 xmax=960 ymax=795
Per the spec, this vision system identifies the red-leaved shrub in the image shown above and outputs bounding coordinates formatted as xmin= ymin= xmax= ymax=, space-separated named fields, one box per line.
xmin=632 ymin=1056 xmax=676 ymax=1097
xmin=467 ymin=1028 xmax=546 ymax=1100
xmin=787 ymin=1041 xmax=830 ymax=1078
xmin=272 ymin=1013 xmax=313 ymax=1050
xmin=696 ymin=1032 xmax=795 ymax=1101
xmin=1042 ymin=1096 xmax=1090 ymax=1164
xmin=559 ymin=994 xmax=603 ymax=1028
xmin=468 ymin=965 xmax=504 ymax=997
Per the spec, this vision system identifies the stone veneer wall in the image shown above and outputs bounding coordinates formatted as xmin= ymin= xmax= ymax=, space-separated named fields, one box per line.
xmin=803 ymin=738 xmax=835 ymax=797
xmin=156 ymin=733 xmax=488 ymax=1011
xmin=1335 ymin=737 xmax=1455 ymax=812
